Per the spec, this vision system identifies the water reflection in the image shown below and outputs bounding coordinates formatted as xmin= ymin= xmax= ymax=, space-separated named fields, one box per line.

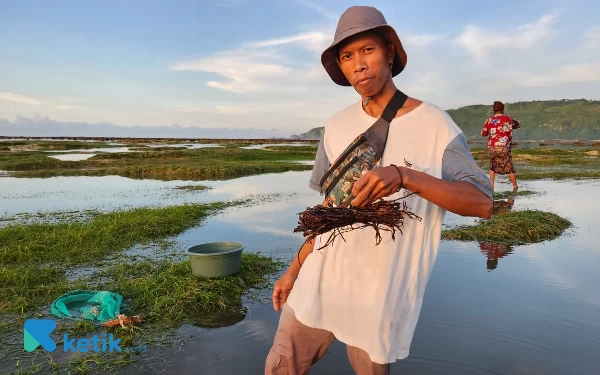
xmin=191 ymin=302 xmax=247 ymax=329
xmin=45 ymin=147 xmax=131 ymax=153
xmin=493 ymin=197 xmax=515 ymax=215
xmin=47 ymin=153 xmax=97 ymax=161
xmin=1 ymin=174 xmax=600 ymax=373
xmin=41 ymin=143 xmax=223 ymax=155
xmin=480 ymin=242 xmax=514 ymax=270
xmin=146 ymin=143 xmax=223 ymax=149
xmin=476 ymin=197 xmax=518 ymax=271
xmin=0 ymin=172 xmax=321 ymax=219
xmin=240 ymin=143 xmax=315 ymax=150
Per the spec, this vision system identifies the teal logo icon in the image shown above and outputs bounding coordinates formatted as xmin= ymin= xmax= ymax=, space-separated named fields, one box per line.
xmin=24 ymin=318 xmax=141 ymax=353
xmin=24 ymin=319 xmax=57 ymax=352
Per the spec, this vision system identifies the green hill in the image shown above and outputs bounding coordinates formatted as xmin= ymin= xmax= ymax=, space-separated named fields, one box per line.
xmin=294 ymin=99 xmax=600 ymax=140
xmin=448 ymin=99 xmax=600 ymax=140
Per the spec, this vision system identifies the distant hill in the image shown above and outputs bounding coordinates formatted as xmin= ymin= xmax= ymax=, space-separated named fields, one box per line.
xmin=291 ymin=127 xmax=324 ymax=140
xmin=448 ymin=99 xmax=600 ymax=140
xmin=293 ymin=99 xmax=600 ymax=140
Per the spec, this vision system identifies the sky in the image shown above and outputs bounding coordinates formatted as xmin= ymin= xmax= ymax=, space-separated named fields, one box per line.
xmin=1 ymin=0 xmax=599 ymax=138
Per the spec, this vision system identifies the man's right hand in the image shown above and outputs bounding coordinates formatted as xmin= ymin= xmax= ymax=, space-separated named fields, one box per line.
xmin=271 ymin=227 xmax=320 ymax=312
xmin=272 ymin=271 xmax=298 ymax=311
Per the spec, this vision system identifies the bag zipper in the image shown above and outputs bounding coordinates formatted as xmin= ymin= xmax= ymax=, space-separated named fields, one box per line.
xmin=323 ymin=155 xmax=361 ymax=196
xmin=319 ymin=136 xmax=366 ymax=187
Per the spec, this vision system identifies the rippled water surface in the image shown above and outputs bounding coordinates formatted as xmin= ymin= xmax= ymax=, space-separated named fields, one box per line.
xmin=167 ymin=178 xmax=600 ymax=375
xmin=1 ymin=173 xmax=599 ymax=374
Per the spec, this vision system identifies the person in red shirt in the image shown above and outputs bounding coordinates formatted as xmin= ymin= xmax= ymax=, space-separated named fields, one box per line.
xmin=481 ymin=101 xmax=520 ymax=192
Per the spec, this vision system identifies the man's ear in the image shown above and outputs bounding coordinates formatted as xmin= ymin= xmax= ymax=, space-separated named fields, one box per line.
xmin=388 ymin=43 xmax=395 ymax=63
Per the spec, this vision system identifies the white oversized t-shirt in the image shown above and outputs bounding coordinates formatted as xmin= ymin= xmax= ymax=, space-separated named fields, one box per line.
xmin=286 ymin=100 xmax=491 ymax=364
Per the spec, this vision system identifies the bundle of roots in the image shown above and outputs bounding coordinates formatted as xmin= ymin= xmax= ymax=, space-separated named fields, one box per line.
xmin=294 ymin=195 xmax=422 ymax=251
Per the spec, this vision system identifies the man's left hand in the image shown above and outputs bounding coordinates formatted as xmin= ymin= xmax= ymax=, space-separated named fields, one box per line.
xmin=351 ymin=166 xmax=403 ymax=208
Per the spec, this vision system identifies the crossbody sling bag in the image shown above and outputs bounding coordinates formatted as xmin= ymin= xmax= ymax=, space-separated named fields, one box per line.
xmin=319 ymin=90 xmax=408 ymax=207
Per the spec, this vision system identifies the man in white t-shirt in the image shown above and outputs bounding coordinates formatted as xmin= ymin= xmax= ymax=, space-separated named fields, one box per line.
xmin=265 ymin=6 xmax=493 ymax=375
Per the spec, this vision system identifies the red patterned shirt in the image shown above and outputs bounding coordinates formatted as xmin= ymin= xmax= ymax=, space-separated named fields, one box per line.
xmin=481 ymin=114 xmax=520 ymax=148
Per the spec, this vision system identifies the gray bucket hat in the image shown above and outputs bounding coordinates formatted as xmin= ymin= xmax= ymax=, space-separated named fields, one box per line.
xmin=321 ymin=6 xmax=408 ymax=87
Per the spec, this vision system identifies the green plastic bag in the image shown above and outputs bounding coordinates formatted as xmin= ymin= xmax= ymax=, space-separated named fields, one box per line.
xmin=50 ymin=290 xmax=124 ymax=323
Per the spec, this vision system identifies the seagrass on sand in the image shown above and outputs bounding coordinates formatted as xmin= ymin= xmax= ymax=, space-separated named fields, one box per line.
xmin=294 ymin=193 xmax=422 ymax=251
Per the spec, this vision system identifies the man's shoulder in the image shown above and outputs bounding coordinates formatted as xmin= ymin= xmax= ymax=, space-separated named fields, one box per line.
xmin=416 ymin=101 xmax=462 ymax=131
xmin=326 ymin=101 xmax=359 ymax=125
xmin=417 ymin=101 xmax=453 ymax=120
xmin=321 ymin=101 xmax=361 ymax=139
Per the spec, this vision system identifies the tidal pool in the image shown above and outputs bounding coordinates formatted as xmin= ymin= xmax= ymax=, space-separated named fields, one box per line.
xmin=47 ymin=153 xmax=97 ymax=161
xmin=165 ymin=178 xmax=600 ymax=375
xmin=1 ymin=173 xmax=598 ymax=374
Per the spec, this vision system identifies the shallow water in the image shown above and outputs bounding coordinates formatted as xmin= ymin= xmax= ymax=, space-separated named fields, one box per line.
xmin=47 ymin=153 xmax=97 ymax=161
xmin=1 ymin=173 xmax=599 ymax=374
xmin=148 ymin=178 xmax=598 ymax=375
xmin=167 ymin=179 xmax=599 ymax=375
xmin=0 ymin=171 xmax=316 ymax=218
xmin=44 ymin=147 xmax=131 ymax=153
xmin=146 ymin=143 xmax=224 ymax=149
xmin=9 ymin=142 xmax=223 ymax=156
xmin=240 ymin=142 xmax=316 ymax=150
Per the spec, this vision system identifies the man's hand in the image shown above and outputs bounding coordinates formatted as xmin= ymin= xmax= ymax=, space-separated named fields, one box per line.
xmin=272 ymin=271 xmax=298 ymax=311
xmin=351 ymin=166 xmax=403 ymax=208
xmin=271 ymin=236 xmax=318 ymax=312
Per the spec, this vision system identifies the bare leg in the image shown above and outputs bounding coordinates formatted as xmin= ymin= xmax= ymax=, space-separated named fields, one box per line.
xmin=509 ymin=173 xmax=518 ymax=192
xmin=346 ymin=345 xmax=390 ymax=375
xmin=489 ymin=170 xmax=495 ymax=193
xmin=265 ymin=305 xmax=335 ymax=375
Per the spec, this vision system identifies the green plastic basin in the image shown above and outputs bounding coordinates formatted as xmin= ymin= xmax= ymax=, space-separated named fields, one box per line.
xmin=187 ymin=242 xmax=245 ymax=278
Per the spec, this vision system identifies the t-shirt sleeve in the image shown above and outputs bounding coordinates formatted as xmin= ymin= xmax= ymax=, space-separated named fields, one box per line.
xmin=308 ymin=131 xmax=331 ymax=192
xmin=442 ymin=133 xmax=493 ymax=198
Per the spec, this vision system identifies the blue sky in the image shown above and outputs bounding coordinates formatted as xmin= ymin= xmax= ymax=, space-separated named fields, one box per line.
xmin=1 ymin=0 xmax=599 ymax=137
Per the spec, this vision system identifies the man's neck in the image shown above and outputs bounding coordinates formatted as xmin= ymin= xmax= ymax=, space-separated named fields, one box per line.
xmin=361 ymin=81 xmax=399 ymax=118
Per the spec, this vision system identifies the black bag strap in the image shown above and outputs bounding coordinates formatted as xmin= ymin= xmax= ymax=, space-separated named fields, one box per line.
xmin=381 ymin=90 xmax=408 ymax=123
xmin=363 ymin=89 xmax=408 ymax=160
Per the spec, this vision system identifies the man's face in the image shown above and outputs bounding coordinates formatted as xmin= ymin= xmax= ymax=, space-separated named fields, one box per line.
xmin=337 ymin=31 xmax=393 ymax=97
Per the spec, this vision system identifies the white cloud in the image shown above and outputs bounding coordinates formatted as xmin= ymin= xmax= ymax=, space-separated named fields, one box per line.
xmin=54 ymin=97 xmax=86 ymax=111
xmin=165 ymin=98 xmax=346 ymax=121
xmin=56 ymin=104 xmax=79 ymax=111
xmin=170 ymin=50 xmax=294 ymax=94
xmin=169 ymin=28 xmax=444 ymax=96
xmin=454 ymin=14 xmax=557 ymax=62
xmin=9 ymin=11 xmax=595 ymax=137
xmin=584 ymin=26 xmax=600 ymax=49
xmin=0 ymin=92 xmax=43 ymax=105
xmin=163 ymin=103 xmax=212 ymax=113
xmin=169 ymin=31 xmax=335 ymax=95
xmin=494 ymin=63 xmax=600 ymax=89
xmin=247 ymin=225 xmax=300 ymax=238
xmin=297 ymin=0 xmax=338 ymax=21
xmin=403 ymin=34 xmax=441 ymax=48
xmin=399 ymin=64 xmax=448 ymax=97
xmin=0 ymin=92 xmax=89 ymax=111
xmin=247 ymin=31 xmax=331 ymax=54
